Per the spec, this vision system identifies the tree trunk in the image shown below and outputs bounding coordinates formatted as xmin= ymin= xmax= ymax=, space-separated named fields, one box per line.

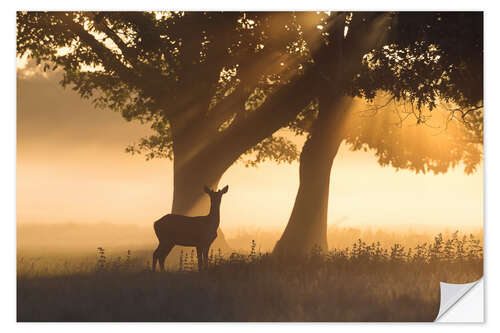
xmin=273 ymin=96 xmax=352 ymax=257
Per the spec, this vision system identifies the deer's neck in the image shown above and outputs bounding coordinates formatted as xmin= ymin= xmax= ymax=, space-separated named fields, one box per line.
xmin=208 ymin=202 xmax=221 ymax=227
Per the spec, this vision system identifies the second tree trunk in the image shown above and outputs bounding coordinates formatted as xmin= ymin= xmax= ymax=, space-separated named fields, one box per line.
xmin=273 ymin=96 xmax=351 ymax=257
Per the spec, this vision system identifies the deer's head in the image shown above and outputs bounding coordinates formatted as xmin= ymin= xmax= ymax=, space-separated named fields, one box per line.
xmin=204 ymin=185 xmax=229 ymax=208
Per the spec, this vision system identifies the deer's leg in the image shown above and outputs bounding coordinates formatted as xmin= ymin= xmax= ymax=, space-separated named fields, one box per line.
xmin=152 ymin=244 xmax=162 ymax=272
xmin=203 ymin=246 xmax=210 ymax=269
xmin=159 ymin=242 xmax=174 ymax=272
xmin=196 ymin=246 xmax=204 ymax=271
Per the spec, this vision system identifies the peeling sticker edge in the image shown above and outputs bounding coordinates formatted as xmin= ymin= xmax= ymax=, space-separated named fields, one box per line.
xmin=435 ymin=278 xmax=483 ymax=321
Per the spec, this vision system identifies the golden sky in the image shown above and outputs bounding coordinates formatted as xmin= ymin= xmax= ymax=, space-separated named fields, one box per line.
xmin=16 ymin=61 xmax=483 ymax=235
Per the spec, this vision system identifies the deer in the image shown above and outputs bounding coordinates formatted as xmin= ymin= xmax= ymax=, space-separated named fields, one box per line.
xmin=152 ymin=185 xmax=229 ymax=272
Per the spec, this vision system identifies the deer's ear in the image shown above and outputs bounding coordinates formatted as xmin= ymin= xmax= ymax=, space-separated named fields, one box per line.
xmin=221 ymin=185 xmax=229 ymax=194
xmin=204 ymin=186 xmax=211 ymax=194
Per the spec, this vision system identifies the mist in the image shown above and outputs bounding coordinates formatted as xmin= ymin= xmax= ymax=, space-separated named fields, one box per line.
xmin=17 ymin=63 xmax=483 ymax=238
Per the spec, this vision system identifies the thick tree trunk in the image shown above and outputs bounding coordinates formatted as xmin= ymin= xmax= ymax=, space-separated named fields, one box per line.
xmin=273 ymin=96 xmax=352 ymax=257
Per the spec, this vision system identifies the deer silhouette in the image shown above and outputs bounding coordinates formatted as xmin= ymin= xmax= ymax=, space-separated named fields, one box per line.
xmin=152 ymin=185 xmax=229 ymax=272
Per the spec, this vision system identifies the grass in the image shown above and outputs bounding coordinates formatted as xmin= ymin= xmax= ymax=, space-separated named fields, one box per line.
xmin=17 ymin=232 xmax=483 ymax=322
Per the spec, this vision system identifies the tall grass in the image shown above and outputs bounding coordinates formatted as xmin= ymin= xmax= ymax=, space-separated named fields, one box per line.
xmin=17 ymin=232 xmax=483 ymax=322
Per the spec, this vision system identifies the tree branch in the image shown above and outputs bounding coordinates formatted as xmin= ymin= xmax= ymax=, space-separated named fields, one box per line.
xmin=90 ymin=13 xmax=139 ymax=65
xmin=61 ymin=13 xmax=173 ymax=115
xmin=207 ymin=69 xmax=318 ymax=171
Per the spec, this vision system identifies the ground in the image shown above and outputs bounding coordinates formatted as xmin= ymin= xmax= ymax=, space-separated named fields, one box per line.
xmin=17 ymin=236 xmax=483 ymax=322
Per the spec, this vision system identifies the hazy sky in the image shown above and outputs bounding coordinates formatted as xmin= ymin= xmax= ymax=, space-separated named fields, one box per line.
xmin=16 ymin=61 xmax=483 ymax=235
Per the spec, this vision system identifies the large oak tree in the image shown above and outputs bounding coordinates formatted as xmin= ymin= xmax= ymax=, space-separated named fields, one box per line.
xmin=274 ymin=12 xmax=483 ymax=256
xmin=17 ymin=11 xmax=316 ymax=249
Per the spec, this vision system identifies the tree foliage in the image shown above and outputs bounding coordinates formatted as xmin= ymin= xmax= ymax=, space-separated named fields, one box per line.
xmin=288 ymin=12 xmax=483 ymax=174
xmin=17 ymin=11 xmax=483 ymax=174
xmin=345 ymin=12 xmax=483 ymax=174
xmin=342 ymin=97 xmax=483 ymax=175
xmin=17 ymin=11 xmax=306 ymax=166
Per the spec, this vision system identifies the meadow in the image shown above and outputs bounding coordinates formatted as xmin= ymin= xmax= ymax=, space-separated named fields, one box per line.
xmin=17 ymin=230 xmax=483 ymax=322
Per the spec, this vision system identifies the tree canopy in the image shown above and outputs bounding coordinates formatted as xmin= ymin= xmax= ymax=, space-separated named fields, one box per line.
xmin=17 ymin=12 xmax=308 ymax=167
xmin=17 ymin=12 xmax=483 ymax=174
xmin=288 ymin=12 xmax=483 ymax=175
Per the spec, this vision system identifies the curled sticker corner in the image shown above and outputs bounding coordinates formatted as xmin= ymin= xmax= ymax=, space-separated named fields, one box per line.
xmin=435 ymin=278 xmax=483 ymax=321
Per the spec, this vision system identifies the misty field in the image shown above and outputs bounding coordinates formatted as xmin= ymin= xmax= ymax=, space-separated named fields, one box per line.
xmin=17 ymin=232 xmax=483 ymax=322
